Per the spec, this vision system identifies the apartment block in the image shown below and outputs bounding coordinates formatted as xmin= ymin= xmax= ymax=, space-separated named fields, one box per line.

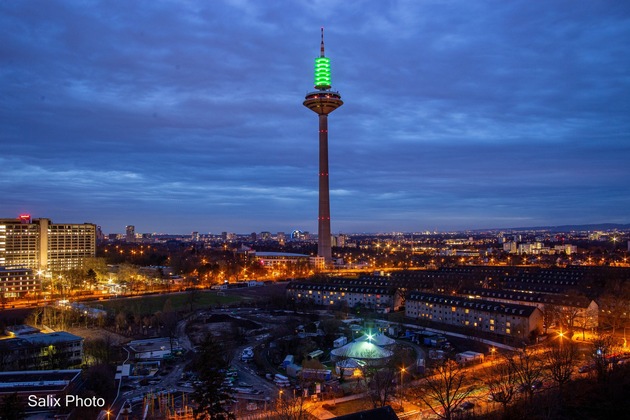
xmin=0 ymin=331 xmax=84 ymax=371
xmin=287 ymin=281 xmax=402 ymax=312
xmin=0 ymin=267 xmax=40 ymax=299
xmin=0 ymin=216 xmax=96 ymax=272
xmin=406 ymin=291 xmax=543 ymax=340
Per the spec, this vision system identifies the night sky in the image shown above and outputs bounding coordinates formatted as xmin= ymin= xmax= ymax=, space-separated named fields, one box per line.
xmin=2 ymin=1 xmax=629 ymax=235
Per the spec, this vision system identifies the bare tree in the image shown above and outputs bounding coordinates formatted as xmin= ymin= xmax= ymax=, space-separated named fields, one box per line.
xmin=508 ymin=348 xmax=544 ymax=402
xmin=545 ymin=341 xmax=576 ymax=397
xmin=485 ymin=358 xmax=518 ymax=413
xmin=157 ymin=299 xmax=179 ymax=354
xmin=25 ymin=307 xmax=44 ymax=327
xmin=557 ymin=305 xmax=581 ymax=338
xmin=186 ymin=287 xmax=201 ymax=312
xmin=367 ymin=367 xmax=398 ymax=409
xmin=541 ymin=304 xmax=557 ymax=335
xmin=591 ymin=332 xmax=616 ymax=383
xmin=575 ymin=305 xmax=598 ymax=341
xmin=269 ymin=388 xmax=312 ymax=420
xmin=418 ymin=360 xmax=475 ymax=420
xmin=599 ymin=292 xmax=630 ymax=337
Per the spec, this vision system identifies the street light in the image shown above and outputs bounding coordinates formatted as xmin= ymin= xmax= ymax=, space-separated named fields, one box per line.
xmin=400 ymin=366 xmax=406 ymax=410
xmin=558 ymin=331 xmax=565 ymax=348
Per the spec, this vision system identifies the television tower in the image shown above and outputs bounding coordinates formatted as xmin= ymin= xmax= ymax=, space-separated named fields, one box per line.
xmin=303 ymin=27 xmax=343 ymax=263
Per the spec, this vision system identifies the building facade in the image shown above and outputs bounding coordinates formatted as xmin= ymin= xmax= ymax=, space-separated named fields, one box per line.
xmin=459 ymin=288 xmax=599 ymax=332
xmin=406 ymin=291 xmax=543 ymax=341
xmin=0 ymin=267 xmax=40 ymax=300
xmin=0 ymin=331 xmax=84 ymax=371
xmin=287 ymin=281 xmax=402 ymax=312
xmin=254 ymin=252 xmax=311 ymax=268
xmin=0 ymin=216 xmax=96 ymax=272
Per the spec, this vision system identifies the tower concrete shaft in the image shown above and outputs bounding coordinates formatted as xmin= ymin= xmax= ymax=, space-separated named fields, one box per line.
xmin=318 ymin=113 xmax=331 ymax=260
xmin=303 ymin=28 xmax=342 ymax=262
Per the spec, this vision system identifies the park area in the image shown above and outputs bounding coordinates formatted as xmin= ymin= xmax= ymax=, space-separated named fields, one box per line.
xmin=87 ymin=290 xmax=245 ymax=315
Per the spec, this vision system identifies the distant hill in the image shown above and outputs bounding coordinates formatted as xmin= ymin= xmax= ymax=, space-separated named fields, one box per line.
xmin=479 ymin=223 xmax=630 ymax=233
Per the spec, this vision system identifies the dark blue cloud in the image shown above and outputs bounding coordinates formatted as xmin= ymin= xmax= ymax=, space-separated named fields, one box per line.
xmin=1 ymin=0 xmax=629 ymax=233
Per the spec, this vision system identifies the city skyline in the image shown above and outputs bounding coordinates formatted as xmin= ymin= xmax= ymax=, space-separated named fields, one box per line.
xmin=2 ymin=1 xmax=629 ymax=234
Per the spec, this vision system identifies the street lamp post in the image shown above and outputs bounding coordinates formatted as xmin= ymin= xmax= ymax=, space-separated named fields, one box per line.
xmin=400 ymin=366 xmax=406 ymax=410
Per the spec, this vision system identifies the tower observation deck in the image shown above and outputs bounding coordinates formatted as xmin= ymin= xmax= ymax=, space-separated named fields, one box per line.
xmin=303 ymin=28 xmax=343 ymax=263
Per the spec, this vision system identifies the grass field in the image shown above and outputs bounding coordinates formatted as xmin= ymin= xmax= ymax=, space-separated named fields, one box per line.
xmin=322 ymin=398 xmax=373 ymax=417
xmin=88 ymin=291 xmax=244 ymax=315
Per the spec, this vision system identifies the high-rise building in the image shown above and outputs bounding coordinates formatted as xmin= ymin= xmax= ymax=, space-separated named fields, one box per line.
xmin=125 ymin=225 xmax=135 ymax=242
xmin=0 ymin=216 xmax=96 ymax=272
xmin=303 ymin=28 xmax=343 ymax=263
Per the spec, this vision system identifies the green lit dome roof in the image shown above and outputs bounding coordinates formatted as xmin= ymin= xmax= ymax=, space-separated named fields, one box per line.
xmin=330 ymin=341 xmax=393 ymax=360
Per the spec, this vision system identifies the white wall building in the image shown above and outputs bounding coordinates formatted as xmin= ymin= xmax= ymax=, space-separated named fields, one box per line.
xmin=406 ymin=291 xmax=543 ymax=341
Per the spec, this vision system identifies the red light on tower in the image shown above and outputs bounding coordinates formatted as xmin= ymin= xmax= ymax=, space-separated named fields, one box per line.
xmin=19 ymin=214 xmax=31 ymax=224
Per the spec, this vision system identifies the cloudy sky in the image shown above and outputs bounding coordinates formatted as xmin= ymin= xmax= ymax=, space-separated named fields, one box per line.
xmin=2 ymin=0 xmax=629 ymax=235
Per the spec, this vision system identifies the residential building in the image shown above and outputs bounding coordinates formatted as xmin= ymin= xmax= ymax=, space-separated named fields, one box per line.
xmin=0 ymin=216 xmax=96 ymax=272
xmin=255 ymin=252 xmax=310 ymax=268
xmin=0 ymin=369 xmax=82 ymax=415
xmin=405 ymin=291 xmax=543 ymax=341
xmin=0 ymin=331 xmax=84 ymax=371
xmin=287 ymin=281 xmax=402 ymax=312
xmin=459 ymin=288 xmax=599 ymax=331
xmin=0 ymin=266 xmax=41 ymax=300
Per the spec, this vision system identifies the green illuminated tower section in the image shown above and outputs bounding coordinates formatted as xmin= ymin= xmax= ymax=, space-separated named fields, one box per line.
xmin=303 ymin=28 xmax=343 ymax=263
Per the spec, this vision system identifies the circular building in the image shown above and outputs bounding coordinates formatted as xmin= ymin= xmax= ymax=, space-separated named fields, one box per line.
xmin=354 ymin=333 xmax=396 ymax=347
xmin=331 ymin=341 xmax=393 ymax=366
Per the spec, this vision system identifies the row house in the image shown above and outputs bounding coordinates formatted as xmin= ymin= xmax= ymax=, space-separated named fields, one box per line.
xmin=460 ymin=288 xmax=598 ymax=332
xmin=286 ymin=281 xmax=402 ymax=312
xmin=406 ymin=292 xmax=543 ymax=341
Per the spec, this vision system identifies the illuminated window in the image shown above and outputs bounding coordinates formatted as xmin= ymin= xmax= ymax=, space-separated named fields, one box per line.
xmin=490 ymin=319 xmax=495 ymax=325
xmin=506 ymin=328 xmax=511 ymax=334
xmin=451 ymin=306 xmax=456 ymax=312
xmin=465 ymin=309 xmax=469 ymax=314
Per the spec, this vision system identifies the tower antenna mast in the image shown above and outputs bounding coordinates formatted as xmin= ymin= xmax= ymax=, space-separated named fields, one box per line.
xmin=303 ymin=28 xmax=344 ymax=264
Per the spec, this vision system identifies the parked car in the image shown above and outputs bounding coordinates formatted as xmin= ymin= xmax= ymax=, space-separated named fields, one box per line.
xmin=579 ymin=364 xmax=595 ymax=373
xmin=458 ymin=401 xmax=475 ymax=411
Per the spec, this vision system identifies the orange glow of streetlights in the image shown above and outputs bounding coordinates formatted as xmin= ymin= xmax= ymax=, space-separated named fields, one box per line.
xmin=558 ymin=330 xmax=565 ymax=348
